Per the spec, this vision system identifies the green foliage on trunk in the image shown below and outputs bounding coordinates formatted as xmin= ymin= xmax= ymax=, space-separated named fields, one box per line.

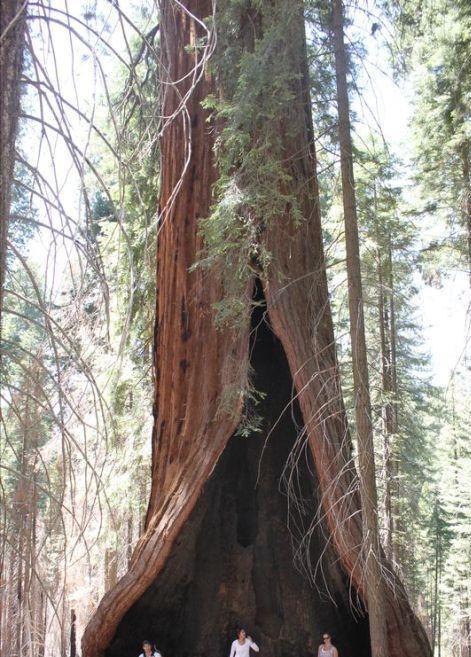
xmin=193 ymin=1 xmax=307 ymax=326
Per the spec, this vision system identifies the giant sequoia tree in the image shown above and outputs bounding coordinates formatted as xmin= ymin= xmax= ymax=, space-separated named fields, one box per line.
xmin=82 ymin=2 xmax=431 ymax=657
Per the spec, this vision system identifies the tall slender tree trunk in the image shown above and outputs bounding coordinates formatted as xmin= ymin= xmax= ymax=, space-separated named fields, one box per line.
xmin=377 ymin=229 xmax=398 ymax=564
xmin=377 ymin=249 xmax=394 ymax=561
xmin=0 ymin=0 xmax=27 ymax=357
xmin=104 ymin=549 xmax=118 ymax=593
xmin=437 ymin=596 xmax=441 ymax=657
xmin=464 ymin=596 xmax=470 ymax=657
xmin=37 ymin=592 xmax=46 ymax=657
xmin=386 ymin=239 xmax=402 ymax=565
xmin=0 ymin=543 xmax=4 ymax=653
xmin=126 ymin=512 xmax=133 ymax=568
xmin=330 ymin=1 xmax=388 ymax=656
xmin=431 ymin=508 xmax=441 ymax=654
xmin=70 ymin=609 xmax=77 ymax=657
xmin=83 ymin=3 xmax=431 ymax=657
xmin=460 ymin=141 xmax=471 ymax=285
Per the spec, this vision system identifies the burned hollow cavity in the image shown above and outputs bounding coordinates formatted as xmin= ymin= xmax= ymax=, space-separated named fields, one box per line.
xmin=107 ymin=285 xmax=370 ymax=657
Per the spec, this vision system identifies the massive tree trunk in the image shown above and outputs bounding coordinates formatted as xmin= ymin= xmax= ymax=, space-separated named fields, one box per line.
xmin=0 ymin=0 xmax=26 ymax=357
xmin=82 ymin=2 xmax=431 ymax=657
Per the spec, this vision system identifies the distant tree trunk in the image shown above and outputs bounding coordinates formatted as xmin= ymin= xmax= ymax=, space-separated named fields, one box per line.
xmin=386 ymin=239 xmax=405 ymax=568
xmin=431 ymin=508 xmax=441 ymax=654
xmin=3 ymin=551 xmax=16 ymax=656
xmin=0 ymin=545 xmax=4 ymax=653
xmin=70 ymin=609 xmax=77 ymax=657
xmin=377 ymin=247 xmax=394 ymax=560
xmin=330 ymin=1 xmax=388 ymax=656
xmin=104 ymin=548 xmax=118 ymax=593
xmin=460 ymin=591 xmax=471 ymax=657
xmin=137 ymin=456 xmax=147 ymax=536
xmin=460 ymin=141 xmax=471 ymax=286
xmin=126 ymin=512 xmax=133 ymax=568
xmin=82 ymin=2 xmax=432 ymax=657
xmin=0 ymin=0 xmax=27 ymax=357
xmin=17 ymin=391 xmax=30 ymax=657
xmin=6 ymin=375 xmax=35 ymax=657
xmin=437 ymin=598 xmax=441 ymax=657
xmin=377 ymin=228 xmax=398 ymax=564
xmin=37 ymin=592 xmax=46 ymax=657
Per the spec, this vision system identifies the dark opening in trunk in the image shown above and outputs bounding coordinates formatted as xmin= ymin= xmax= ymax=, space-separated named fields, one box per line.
xmin=107 ymin=285 xmax=371 ymax=657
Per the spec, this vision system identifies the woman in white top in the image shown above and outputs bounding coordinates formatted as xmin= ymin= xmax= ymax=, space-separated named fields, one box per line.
xmin=318 ymin=633 xmax=338 ymax=657
xmin=229 ymin=628 xmax=260 ymax=657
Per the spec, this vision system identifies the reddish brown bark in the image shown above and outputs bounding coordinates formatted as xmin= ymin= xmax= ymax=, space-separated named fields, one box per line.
xmin=261 ymin=6 xmax=429 ymax=657
xmin=82 ymin=2 xmax=251 ymax=655
xmin=82 ymin=2 xmax=431 ymax=657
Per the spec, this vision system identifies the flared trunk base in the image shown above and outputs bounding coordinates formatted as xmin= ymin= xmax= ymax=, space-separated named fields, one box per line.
xmin=107 ymin=304 xmax=370 ymax=657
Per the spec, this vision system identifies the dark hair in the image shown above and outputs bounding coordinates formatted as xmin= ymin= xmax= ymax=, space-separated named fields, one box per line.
xmin=143 ymin=640 xmax=152 ymax=647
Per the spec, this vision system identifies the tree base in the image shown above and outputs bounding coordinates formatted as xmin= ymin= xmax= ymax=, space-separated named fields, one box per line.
xmin=106 ymin=304 xmax=370 ymax=657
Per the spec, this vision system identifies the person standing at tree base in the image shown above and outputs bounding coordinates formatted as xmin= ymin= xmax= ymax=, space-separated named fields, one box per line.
xmin=229 ymin=628 xmax=259 ymax=657
xmin=318 ymin=633 xmax=338 ymax=657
